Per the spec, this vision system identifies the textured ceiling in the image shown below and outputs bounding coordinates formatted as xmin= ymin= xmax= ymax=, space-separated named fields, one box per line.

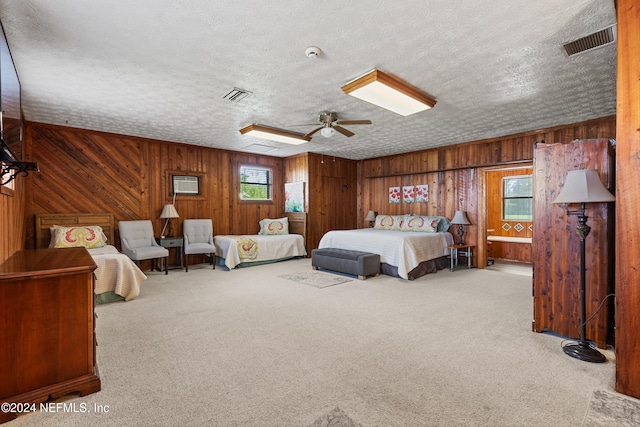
xmin=0 ymin=0 xmax=617 ymax=160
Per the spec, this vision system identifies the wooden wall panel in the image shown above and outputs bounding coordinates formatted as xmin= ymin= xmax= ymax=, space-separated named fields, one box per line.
xmin=22 ymin=123 xmax=285 ymax=269
xmin=357 ymin=116 xmax=615 ymax=267
xmin=305 ymin=153 xmax=358 ymax=254
xmin=615 ymin=0 xmax=640 ymax=399
xmin=0 ymin=174 xmax=26 ymax=263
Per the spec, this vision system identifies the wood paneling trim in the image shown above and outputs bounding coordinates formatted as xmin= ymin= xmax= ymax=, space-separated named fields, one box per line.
xmin=615 ymin=0 xmax=640 ymax=399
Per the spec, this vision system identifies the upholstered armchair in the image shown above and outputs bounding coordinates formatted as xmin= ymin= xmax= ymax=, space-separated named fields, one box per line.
xmin=119 ymin=220 xmax=169 ymax=274
xmin=183 ymin=219 xmax=216 ymax=272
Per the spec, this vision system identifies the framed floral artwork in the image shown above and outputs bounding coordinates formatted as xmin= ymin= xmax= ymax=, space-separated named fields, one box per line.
xmin=415 ymin=184 xmax=429 ymax=202
xmin=389 ymin=186 xmax=400 ymax=204
xmin=402 ymin=186 xmax=415 ymax=203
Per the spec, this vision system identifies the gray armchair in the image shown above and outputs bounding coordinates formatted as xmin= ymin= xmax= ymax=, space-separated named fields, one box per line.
xmin=183 ymin=219 xmax=216 ymax=272
xmin=119 ymin=220 xmax=169 ymax=274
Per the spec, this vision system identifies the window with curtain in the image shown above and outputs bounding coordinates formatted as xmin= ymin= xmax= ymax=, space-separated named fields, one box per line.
xmin=502 ymin=175 xmax=532 ymax=220
xmin=239 ymin=165 xmax=272 ymax=201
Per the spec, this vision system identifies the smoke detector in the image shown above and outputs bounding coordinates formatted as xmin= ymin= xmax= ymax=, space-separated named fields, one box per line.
xmin=305 ymin=46 xmax=321 ymax=58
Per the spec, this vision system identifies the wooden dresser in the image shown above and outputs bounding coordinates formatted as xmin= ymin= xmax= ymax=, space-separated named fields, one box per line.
xmin=0 ymin=248 xmax=100 ymax=423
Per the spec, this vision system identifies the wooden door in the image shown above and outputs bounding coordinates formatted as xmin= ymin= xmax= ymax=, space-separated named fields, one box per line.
xmin=532 ymin=139 xmax=614 ymax=349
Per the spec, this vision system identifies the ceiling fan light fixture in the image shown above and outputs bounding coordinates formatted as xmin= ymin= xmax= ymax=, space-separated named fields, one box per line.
xmin=320 ymin=127 xmax=335 ymax=138
xmin=341 ymin=69 xmax=436 ymax=116
xmin=239 ymin=124 xmax=310 ymax=145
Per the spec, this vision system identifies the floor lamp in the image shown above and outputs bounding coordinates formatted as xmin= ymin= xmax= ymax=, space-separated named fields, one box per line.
xmin=553 ymin=169 xmax=615 ymax=363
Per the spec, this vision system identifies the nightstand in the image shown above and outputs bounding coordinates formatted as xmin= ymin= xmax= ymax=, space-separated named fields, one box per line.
xmin=448 ymin=244 xmax=474 ymax=271
xmin=156 ymin=237 xmax=183 ymax=270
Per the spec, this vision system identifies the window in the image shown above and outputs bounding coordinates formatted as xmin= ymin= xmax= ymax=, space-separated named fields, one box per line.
xmin=240 ymin=165 xmax=272 ymax=201
xmin=503 ymin=175 xmax=532 ymax=221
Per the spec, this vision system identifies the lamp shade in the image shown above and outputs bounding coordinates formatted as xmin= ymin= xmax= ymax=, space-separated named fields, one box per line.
xmin=364 ymin=210 xmax=377 ymax=222
xmin=160 ymin=204 xmax=180 ymax=219
xmin=553 ymin=169 xmax=615 ymax=204
xmin=451 ymin=210 xmax=470 ymax=225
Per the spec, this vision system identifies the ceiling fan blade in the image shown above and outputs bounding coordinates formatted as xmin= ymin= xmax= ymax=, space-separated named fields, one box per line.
xmin=334 ymin=126 xmax=355 ymax=137
xmin=304 ymin=126 xmax=323 ymax=138
xmin=335 ymin=120 xmax=372 ymax=125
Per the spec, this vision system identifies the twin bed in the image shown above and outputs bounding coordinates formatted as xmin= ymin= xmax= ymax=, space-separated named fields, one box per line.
xmin=35 ymin=213 xmax=147 ymax=303
xmin=214 ymin=212 xmax=307 ymax=269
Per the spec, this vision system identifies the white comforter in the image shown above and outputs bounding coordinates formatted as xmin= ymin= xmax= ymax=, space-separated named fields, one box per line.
xmin=87 ymin=245 xmax=147 ymax=301
xmin=318 ymin=229 xmax=453 ymax=280
xmin=214 ymin=234 xmax=306 ymax=270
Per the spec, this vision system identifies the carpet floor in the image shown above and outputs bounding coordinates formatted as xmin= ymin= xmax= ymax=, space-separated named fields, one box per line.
xmin=7 ymin=258 xmax=634 ymax=427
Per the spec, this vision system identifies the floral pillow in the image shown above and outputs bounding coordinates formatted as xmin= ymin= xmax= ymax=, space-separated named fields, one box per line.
xmin=51 ymin=225 xmax=108 ymax=249
xmin=402 ymin=216 xmax=440 ymax=232
xmin=258 ymin=217 xmax=289 ymax=235
xmin=373 ymin=214 xmax=405 ymax=231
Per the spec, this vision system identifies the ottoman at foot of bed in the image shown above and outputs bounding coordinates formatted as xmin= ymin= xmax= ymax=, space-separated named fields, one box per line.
xmin=311 ymin=248 xmax=380 ymax=280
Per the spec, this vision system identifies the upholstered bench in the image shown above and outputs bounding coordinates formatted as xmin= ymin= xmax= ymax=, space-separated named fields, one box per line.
xmin=311 ymin=248 xmax=380 ymax=280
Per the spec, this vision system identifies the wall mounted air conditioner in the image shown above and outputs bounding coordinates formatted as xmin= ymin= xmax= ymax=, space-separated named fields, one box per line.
xmin=173 ymin=176 xmax=199 ymax=194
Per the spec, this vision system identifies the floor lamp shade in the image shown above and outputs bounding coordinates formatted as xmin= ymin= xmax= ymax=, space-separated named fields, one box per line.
xmin=451 ymin=210 xmax=470 ymax=245
xmin=553 ymin=169 xmax=614 ymax=363
xmin=553 ymin=169 xmax=615 ymax=204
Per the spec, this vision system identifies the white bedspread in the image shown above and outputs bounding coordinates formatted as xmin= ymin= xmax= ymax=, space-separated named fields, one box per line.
xmin=318 ymin=229 xmax=453 ymax=280
xmin=87 ymin=245 xmax=147 ymax=301
xmin=214 ymin=234 xmax=306 ymax=270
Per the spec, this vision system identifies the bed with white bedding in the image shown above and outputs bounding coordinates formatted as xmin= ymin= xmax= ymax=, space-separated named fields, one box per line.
xmin=214 ymin=212 xmax=307 ymax=270
xmin=86 ymin=244 xmax=147 ymax=301
xmin=318 ymin=215 xmax=454 ymax=280
xmin=35 ymin=213 xmax=147 ymax=303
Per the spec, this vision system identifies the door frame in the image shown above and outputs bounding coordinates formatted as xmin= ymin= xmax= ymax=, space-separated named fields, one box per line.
xmin=477 ymin=162 xmax=533 ymax=268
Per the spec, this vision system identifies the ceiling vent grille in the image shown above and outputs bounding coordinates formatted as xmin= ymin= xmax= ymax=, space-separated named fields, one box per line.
xmin=223 ymin=87 xmax=252 ymax=102
xmin=563 ymin=25 xmax=616 ymax=57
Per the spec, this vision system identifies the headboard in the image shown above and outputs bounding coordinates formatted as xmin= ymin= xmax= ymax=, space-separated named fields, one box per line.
xmin=283 ymin=212 xmax=307 ymax=246
xmin=35 ymin=213 xmax=116 ymax=249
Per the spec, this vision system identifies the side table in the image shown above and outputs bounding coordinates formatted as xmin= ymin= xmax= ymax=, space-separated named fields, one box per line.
xmin=448 ymin=244 xmax=474 ymax=271
xmin=156 ymin=237 xmax=183 ymax=270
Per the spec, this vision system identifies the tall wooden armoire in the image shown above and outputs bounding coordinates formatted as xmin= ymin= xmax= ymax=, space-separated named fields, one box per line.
xmin=532 ymin=139 xmax=615 ymax=349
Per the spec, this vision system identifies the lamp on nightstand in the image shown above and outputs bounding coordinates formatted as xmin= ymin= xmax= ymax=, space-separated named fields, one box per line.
xmin=160 ymin=204 xmax=180 ymax=238
xmin=451 ymin=210 xmax=470 ymax=245
xmin=365 ymin=210 xmax=377 ymax=228
xmin=553 ymin=169 xmax=615 ymax=363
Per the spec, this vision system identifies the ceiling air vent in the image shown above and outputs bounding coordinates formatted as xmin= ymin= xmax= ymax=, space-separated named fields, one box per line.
xmin=563 ymin=25 xmax=616 ymax=57
xmin=223 ymin=87 xmax=252 ymax=102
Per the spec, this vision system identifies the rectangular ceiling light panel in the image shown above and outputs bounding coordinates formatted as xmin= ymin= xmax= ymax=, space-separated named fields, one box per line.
xmin=239 ymin=124 xmax=310 ymax=145
xmin=341 ymin=69 xmax=436 ymax=116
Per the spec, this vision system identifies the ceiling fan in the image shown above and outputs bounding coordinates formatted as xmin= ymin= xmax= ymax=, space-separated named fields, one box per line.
xmin=304 ymin=111 xmax=372 ymax=139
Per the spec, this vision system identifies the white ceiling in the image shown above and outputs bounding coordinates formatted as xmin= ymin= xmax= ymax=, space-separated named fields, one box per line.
xmin=0 ymin=0 xmax=617 ymax=160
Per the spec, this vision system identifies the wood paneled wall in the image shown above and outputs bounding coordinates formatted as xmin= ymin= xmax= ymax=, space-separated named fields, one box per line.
xmin=615 ymin=0 xmax=640 ymax=399
xmin=23 ymin=122 xmax=286 ymax=267
xmin=284 ymin=152 xmax=358 ymax=254
xmin=357 ymin=116 xmax=616 ymax=267
xmin=0 ymin=168 xmax=26 ymax=263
